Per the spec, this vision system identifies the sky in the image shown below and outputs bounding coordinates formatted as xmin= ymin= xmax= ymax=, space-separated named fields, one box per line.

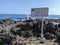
xmin=0 ymin=0 xmax=60 ymax=15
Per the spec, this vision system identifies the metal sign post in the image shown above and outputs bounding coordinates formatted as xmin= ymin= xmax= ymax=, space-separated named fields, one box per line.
xmin=40 ymin=17 xmax=46 ymax=43
xmin=41 ymin=17 xmax=44 ymax=38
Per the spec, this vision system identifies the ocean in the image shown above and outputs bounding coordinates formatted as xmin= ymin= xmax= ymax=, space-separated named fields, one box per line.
xmin=0 ymin=14 xmax=27 ymax=20
xmin=0 ymin=14 xmax=60 ymax=20
xmin=0 ymin=14 xmax=60 ymax=25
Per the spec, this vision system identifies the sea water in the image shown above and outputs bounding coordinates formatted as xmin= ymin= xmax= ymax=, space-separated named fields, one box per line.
xmin=0 ymin=14 xmax=27 ymax=20
xmin=0 ymin=14 xmax=60 ymax=25
xmin=0 ymin=14 xmax=60 ymax=20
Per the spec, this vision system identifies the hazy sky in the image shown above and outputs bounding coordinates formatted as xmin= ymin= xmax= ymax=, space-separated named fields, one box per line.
xmin=0 ymin=0 xmax=60 ymax=15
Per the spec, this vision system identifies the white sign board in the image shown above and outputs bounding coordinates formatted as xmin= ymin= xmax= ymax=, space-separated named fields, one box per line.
xmin=31 ymin=8 xmax=48 ymax=17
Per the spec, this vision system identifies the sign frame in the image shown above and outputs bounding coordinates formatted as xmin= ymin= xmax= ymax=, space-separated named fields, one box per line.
xmin=31 ymin=8 xmax=49 ymax=17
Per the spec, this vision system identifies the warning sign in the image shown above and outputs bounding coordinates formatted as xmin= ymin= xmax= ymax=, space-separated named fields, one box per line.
xmin=31 ymin=8 xmax=48 ymax=17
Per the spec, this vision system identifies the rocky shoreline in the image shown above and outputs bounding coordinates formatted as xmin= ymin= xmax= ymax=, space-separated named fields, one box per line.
xmin=0 ymin=19 xmax=60 ymax=45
